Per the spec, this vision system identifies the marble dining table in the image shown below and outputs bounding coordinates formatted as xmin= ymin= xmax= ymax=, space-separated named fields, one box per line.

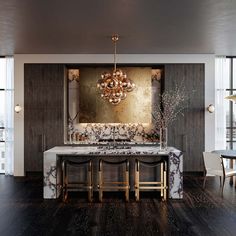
xmin=43 ymin=145 xmax=183 ymax=199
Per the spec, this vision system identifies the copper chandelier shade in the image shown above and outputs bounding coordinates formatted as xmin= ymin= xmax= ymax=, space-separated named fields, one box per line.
xmin=97 ymin=35 xmax=135 ymax=105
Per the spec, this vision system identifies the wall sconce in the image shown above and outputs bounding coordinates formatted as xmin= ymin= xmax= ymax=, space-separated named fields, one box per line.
xmin=207 ymin=104 xmax=215 ymax=113
xmin=14 ymin=104 xmax=22 ymax=113
xmin=68 ymin=69 xmax=79 ymax=82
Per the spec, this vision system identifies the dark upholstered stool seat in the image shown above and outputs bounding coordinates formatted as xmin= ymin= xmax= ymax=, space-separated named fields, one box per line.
xmin=62 ymin=159 xmax=93 ymax=202
xmin=135 ymin=158 xmax=168 ymax=201
xmin=98 ymin=159 xmax=130 ymax=202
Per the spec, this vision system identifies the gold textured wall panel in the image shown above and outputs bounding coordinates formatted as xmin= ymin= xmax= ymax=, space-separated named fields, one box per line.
xmin=79 ymin=67 xmax=151 ymax=123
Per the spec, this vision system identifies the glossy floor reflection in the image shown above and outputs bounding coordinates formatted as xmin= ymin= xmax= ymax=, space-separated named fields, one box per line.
xmin=0 ymin=174 xmax=236 ymax=236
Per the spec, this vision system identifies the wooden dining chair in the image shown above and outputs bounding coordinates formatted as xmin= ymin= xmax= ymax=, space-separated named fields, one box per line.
xmin=203 ymin=152 xmax=236 ymax=195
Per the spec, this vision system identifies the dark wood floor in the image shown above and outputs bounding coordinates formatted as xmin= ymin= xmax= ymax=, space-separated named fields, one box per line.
xmin=0 ymin=174 xmax=236 ymax=236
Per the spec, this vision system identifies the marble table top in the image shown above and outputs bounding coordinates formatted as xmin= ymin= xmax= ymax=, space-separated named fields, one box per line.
xmin=44 ymin=145 xmax=180 ymax=156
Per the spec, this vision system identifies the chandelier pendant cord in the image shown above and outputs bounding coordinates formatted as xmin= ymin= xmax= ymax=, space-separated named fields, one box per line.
xmin=114 ymin=40 xmax=116 ymax=70
xmin=113 ymin=36 xmax=117 ymax=71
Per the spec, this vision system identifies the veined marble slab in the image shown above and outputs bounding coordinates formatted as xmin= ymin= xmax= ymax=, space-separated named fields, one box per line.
xmin=44 ymin=145 xmax=183 ymax=199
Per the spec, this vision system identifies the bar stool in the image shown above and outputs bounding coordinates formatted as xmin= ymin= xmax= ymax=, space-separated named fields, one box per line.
xmin=135 ymin=158 xmax=168 ymax=201
xmin=62 ymin=159 xmax=93 ymax=202
xmin=98 ymin=159 xmax=130 ymax=202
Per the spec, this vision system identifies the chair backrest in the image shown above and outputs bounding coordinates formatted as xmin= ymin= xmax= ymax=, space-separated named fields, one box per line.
xmin=203 ymin=152 xmax=224 ymax=176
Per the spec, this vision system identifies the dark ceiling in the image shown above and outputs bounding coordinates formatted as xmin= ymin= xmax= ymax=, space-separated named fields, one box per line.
xmin=1 ymin=0 xmax=236 ymax=55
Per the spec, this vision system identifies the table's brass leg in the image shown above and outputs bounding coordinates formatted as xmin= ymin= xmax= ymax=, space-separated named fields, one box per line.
xmin=230 ymin=159 xmax=234 ymax=185
xmin=233 ymin=160 xmax=236 ymax=188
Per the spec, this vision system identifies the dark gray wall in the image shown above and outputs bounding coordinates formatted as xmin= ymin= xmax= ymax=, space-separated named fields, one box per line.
xmin=165 ymin=64 xmax=205 ymax=172
xmin=24 ymin=64 xmax=65 ymax=172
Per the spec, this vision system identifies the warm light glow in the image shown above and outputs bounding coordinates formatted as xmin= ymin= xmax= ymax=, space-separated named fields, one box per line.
xmin=207 ymin=104 xmax=215 ymax=113
xmin=97 ymin=34 xmax=135 ymax=105
xmin=68 ymin=69 xmax=79 ymax=82
xmin=14 ymin=104 xmax=22 ymax=113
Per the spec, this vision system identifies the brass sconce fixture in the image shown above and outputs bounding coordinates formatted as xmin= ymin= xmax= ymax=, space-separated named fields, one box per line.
xmin=68 ymin=69 xmax=79 ymax=82
xmin=14 ymin=104 xmax=22 ymax=113
xmin=207 ymin=104 xmax=215 ymax=113
xmin=97 ymin=34 xmax=135 ymax=105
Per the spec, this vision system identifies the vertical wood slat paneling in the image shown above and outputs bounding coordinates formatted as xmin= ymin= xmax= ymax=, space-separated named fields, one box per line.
xmin=165 ymin=64 xmax=205 ymax=172
xmin=24 ymin=63 xmax=205 ymax=172
xmin=24 ymin=64 xmax=65 ymax=172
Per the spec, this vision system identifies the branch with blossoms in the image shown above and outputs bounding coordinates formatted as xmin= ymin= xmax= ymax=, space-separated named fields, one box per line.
xmin=152 ymin=82 xmax=187 ymax=130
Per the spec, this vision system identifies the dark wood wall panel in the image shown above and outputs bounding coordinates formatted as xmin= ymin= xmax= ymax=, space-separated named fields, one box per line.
xmin=24 ymin=64 xmax=65 ymax=172
xmin=165 ymin=64 xmax=205 ymax=172
xmin=24 ymin=63 xmax=205 ymax=173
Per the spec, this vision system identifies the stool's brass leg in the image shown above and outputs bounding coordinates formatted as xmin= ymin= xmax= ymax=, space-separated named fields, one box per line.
xmin=163 ymin=171 xmax=167 ymax=201
xmin=64 ymin=166 xmax=68 ymax=202
xmin=98 ymin=169 xmax=103 ymax=202
xmin=88 ymin=169 xmax=92 ymax=202
xmin=163 ymin=162 xmax=167 ymax=201
xmin=161 ymin=162 xmax=164 ymax=197
xmin=125 ymin=170 xmax=129 ymax=201
xmin=62 ymin=161 xmax=65 ymax=201
xmin=135 ymin=173 xmax=140 ymax=201
xmin=91 ymin=163 xmax=93 ymax=199
xmin=62 ymin=161 xmax=68 ymax=202
xmin=135 ymin=161 xmax=140 ymax=201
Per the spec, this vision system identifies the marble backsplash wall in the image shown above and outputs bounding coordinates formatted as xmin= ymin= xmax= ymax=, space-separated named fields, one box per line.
xmin=66 ymin=67 xmax=162 ymax=144
xmin=67 ymin=123 xmax=159 ymax=143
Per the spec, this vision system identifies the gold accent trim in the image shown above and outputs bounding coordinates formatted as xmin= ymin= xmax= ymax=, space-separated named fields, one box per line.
xmin=135 ymin=159 xmax=168 ymax=201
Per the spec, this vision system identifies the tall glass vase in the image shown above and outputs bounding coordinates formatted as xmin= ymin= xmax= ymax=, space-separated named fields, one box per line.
xmin=159 ymin=127 xmax=168 ymax=151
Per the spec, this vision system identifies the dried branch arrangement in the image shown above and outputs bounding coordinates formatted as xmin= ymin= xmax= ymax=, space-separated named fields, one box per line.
xmin=152 ymin=82 xmax=187 ymax=130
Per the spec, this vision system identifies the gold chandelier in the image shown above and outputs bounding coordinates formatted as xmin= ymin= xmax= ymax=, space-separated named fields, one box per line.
xmin=97 ymin=34 xmax=135 ymax=105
